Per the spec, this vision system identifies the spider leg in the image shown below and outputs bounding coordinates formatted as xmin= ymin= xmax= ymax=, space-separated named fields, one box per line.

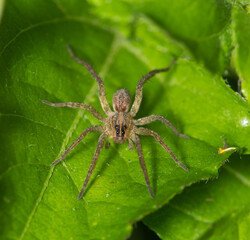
xmin=51 ymin=125 xmax=103 ymax=166
xmin=78 ymin=133 xmax=107 ymax=199
xmin=105 ymin=139 xmax=110 ymax=149
xmin=136 ymin=127 xmax=189 ymax=171
xmin=131 ymin=134 xmax=154 ymax=198
xmin=128 ymin=139 xmax=134 ymax=150
xmin=67 ymin=45 xmax=112 ymax=115
xmin=42 ymin=100 xmax=105 ymax=122
xmin=134 ymin=115 xmax=189 ymax=138
xmin=130 ymin=58 xmax=176 ymax=117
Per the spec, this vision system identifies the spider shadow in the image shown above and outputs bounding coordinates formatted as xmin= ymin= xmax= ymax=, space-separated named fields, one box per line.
xmin=136 ymin=65 xmax=177 ymax=119
xmin=0 ymin=169 xmax=9 ymax=236
xmin=61 ymin=133 xmax=117 ymax=194
xmin=81 ymin=136 xmax=161 ymax=198
xmin=141 ymin=136 xmax=159 ymax=196
xmin=135 ymin=80 xmax=166 ymax=119
xmin=68 ymin=133 xmax=184 ymax=199
xmin=82 ymin=141 xmax=118 ymax=196
xmin=138 ymin=128 xmax=189 ymax=198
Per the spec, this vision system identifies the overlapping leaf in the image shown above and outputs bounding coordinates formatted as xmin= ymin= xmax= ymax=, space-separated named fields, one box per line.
xmin=232 ymin=5 xmax=250 ymax=100
xmin=89 ymin=0 xmax=233 ymax=74
xmin=144 ymin=154 xmax=250 ymax=240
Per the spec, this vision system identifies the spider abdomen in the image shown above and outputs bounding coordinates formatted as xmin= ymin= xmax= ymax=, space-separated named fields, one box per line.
xmin=112 ymin=89 xmax=131 ymax=112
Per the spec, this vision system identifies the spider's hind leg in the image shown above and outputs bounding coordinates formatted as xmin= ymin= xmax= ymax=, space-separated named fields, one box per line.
xmin=51 ymin=125 xmax=103 ymax=166
xmin=134 ymin=115 xmax=189 ymax=139
xmin=105 ymin=139 xmax=110 ymax=149
xmin=128 ymin=139 xmax=134 ymax=150
xmin=136 ymin=127 xmax=189 ymax=171
xmin=131 ymin=135 xmax=154 ymax=198
xmin=78 ymin=133 xmax=107 ymax=199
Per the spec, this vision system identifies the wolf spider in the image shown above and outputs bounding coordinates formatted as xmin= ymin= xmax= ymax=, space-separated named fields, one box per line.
xmin=42 ymin=46 xmax=189 ymax=199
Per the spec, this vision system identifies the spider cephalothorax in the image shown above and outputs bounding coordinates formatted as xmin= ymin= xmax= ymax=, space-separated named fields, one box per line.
xmin=109 ymin=89 xmax=133 ymax=144
xmin=42 ymin=46 xmax=189 ymax=199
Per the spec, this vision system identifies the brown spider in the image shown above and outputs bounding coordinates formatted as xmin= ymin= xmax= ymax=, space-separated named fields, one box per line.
xmin=42 ymin=46 xmax=189 ymax=200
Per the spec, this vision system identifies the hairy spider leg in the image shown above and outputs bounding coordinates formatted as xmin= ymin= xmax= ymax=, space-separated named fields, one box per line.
xmin=51 ymin=125 xmax=103 ymax=166
xmin=42 ymin=100 xmax=105 ymax=122
xmin=130 ymin=58 xmax=177 ymax=117
xmin=134 ymin=115 xmax=189 ymax=139
xmin=105 ymin=139 xmax=110 ymax=149
xmin=67 ymin=45 xmax=112 ymax=115
xmin=128 ymin=139 xmax=134 ymax=150
xmin=136 ymin=127 xmax=189 ymax=171
xmin=78 ymin=133 xmax=107 ymax=200
xmin=132 ymin=134 xmax=154 ymax=198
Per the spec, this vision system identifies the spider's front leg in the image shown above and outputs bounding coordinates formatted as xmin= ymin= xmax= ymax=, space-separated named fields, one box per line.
xmin=131 ymin=134 xmax=154 ymax=198
xmin=136 ymin=127 xmax=189 ymax=171
xmin=51 ymin=125 xmax=103 ymax=166
xmin=130 ymin=58 xmax=176 ymax=117
xmin=78 ymin=132 xmax=107 ymax=199
xmin=67 ymin=45 xmax=112 ymax=116
xmin=134 ymin=115 xmax=189 ymax=138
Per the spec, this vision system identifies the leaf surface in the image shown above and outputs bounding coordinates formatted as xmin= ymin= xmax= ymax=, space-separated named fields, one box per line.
xmin=232 ymin=5 xmax=250 ymax=101
xmin=0 ymin=1 xmax=249 ymax=240
xmin=88 ymin=0 xmax=233 ymax=74
xmin=143 ymin=154 xmax=250 ymax=240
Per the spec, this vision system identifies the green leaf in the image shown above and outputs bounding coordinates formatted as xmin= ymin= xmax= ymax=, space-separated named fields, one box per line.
xmin=0 ymin=1 xmax=249 ymax=240
xmin=232 ymin=5 xmax=250 ymax=101
xmin=88 ymin=0 xmax=233 ymax=74
xmin=143 ymin=153 xmax=250 ymax=240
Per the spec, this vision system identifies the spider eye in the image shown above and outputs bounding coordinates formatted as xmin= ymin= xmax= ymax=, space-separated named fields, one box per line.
xmin=121 ymin=125 xmax=127 ymax=136
xmin=115 ymin=125 xmax=120 ymax=135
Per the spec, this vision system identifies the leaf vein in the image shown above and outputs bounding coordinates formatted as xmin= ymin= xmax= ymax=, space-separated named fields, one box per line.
xmin=224 ymin=165 xmax=250 ymax=188
xmin=0 ymin=112 xmax=66 ymax=135
xmin=0 ymin=163 xmax=49 ymax=180
xmin=169 ymin=203 xmax=213 ymax=224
